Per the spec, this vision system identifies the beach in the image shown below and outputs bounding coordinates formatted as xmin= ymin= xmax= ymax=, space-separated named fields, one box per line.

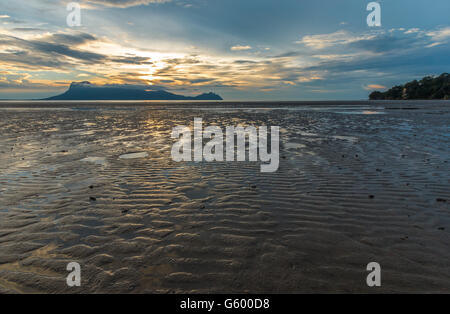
xmin=0 ymin=101 xmax=449 ymax=293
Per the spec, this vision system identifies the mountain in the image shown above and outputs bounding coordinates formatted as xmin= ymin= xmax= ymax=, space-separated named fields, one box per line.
xmin=369 ymin=73 xmax=450 ymax=100
xmin=44 ymin=82 xmax=223 ymax=101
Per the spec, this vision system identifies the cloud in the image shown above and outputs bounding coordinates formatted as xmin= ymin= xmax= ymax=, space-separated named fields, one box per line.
xmin=231 ymin=45 xmax=252 ymax=51
xmin=85 ymin=0 xmax=171 ymax=8
xmin=427 ymin=27 xmax=450 ymax=41
xmin=1 ymin=29 xmax=322 ymax=93
xmin=0 ymin=50 xmax=71 ymax=69
xmin=12 ymin=27 xmax=43 ymax=32
xmin=0 ymin=33 xmax=106 ymax=67
xmin=1 ymin=13 xmax=448 ymax=100
xmin=296 ymin=27 xmax=450 ymax=55
xmin=0 ymin=71 xmax=64 ymax=92
xmin=295 ymin=30 xmax=377 ymax=49
xmin=47 ymin=33 xmax=98 ymax=46
xmin=347 ymin=34 xmax=421 ymax=53
xmin=287 ymin=26 xmax=450 ymax=97
xmin=0 ymin=31 xmax=155 ymax=72
xmin=364 ymin=84 xmax=386 ymax=90
xmin=110 ymin=56 xmax=153 ymax=65
xmin=426 ymin=26 xmax=450 ymax=47
xmin=404 ymin=28 xmax=420 ymax=34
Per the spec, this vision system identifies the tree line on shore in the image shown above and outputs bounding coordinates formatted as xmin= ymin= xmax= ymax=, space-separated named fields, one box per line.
xmin=369 ymin=73 xmax=450 ymax=100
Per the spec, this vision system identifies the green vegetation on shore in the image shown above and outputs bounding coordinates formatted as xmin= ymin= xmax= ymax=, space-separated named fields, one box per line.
xmin=369 ymin=73 xmax=450 ymax=100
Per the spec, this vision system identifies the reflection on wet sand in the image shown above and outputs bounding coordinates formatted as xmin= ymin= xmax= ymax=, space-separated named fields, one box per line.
xmin=0 ymin=102 xmax=449 ymax=293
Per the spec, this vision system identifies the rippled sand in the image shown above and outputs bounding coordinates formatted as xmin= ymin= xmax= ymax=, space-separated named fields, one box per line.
xmin=0 ymin=101 xmax=449 ymax=293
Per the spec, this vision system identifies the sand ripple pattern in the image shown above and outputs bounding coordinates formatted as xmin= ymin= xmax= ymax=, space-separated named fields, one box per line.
xmin=0 ymin=103 xmax=449 ymax=293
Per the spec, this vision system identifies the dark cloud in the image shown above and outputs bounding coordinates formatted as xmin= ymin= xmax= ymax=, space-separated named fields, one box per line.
xmin=270 ymin=51 xmax=302 ymax=58
xmin=48 ymin=33 xmax=98 ymax=46
xmin=303 ymin=42 xmax=450 ymax=75
xmin=0 ymin=50 xmax=71 ymax=69
xmin=29 ymin=40 xmax=106 ymax=63
xmin=110 ymin=56 xmax=153 ymax=64
xmin=0 ymin=32 xmax=154 ymax=71
xmin=233 ymin=60 xmax=258 ymax=64
xmin=0 ymin=33 xmax=105 ymax=68
xmin=0 ymin=73 xmax=62 ymax=91
xmin=347 ymin=34 xmax=424 ymax=53
xmin=86 ymin=0 xmax=171 ymax=8
xmin=12 ymin=27 xmax=43 ymax=32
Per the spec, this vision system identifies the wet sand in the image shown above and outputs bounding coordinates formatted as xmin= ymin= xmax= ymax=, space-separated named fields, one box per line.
xmin=0 ymin=101 xmax=449 ymax=293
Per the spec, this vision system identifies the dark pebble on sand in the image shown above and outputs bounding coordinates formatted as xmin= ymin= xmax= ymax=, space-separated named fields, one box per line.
xmin=89 ymin=196 xmax=97 ymax=201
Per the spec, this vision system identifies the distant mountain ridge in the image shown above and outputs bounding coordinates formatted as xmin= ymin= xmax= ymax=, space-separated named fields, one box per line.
xmin=44 ymin=82 xmax=223 ymax=101
xmin=369 ymin=73 xmax=450 ymax=100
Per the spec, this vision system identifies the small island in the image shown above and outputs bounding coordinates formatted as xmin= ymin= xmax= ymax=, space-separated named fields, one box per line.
xmin=369 ymin=73 xmax=449 ymax=100
xmin=44 ymin=81 xmax=223 ymax=101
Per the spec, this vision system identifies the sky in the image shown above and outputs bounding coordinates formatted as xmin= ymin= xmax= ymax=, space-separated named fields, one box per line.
xmin=0 ymin=0 xmax=449 ymax=100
